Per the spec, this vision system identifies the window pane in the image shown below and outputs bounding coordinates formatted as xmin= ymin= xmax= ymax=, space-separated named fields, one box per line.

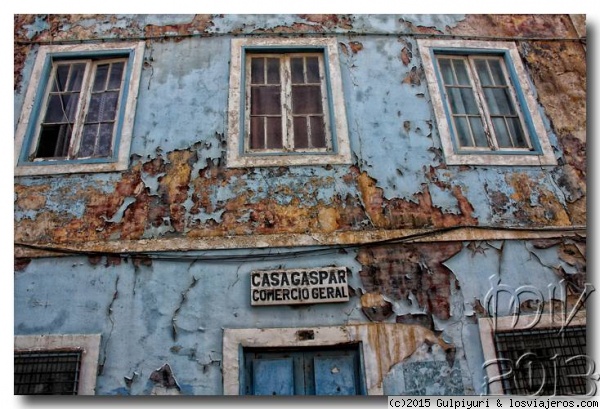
xmin=469 ymin=117 xmax=488 ymax=147
xmin=97 ymin=123 xmax=114 ymax=156
xmin=78 ymin=124 xmax=98 ymax=157
xmin=251 ymin=86 xmax=281 ymax=115
xmin=44 ymin=94 xmax=77 ymax=123
xmin=250 ymin=117 xmax=265 ymax=149
xmin=292 ymin=86 xmax=323 ymax=115
xmin=507 ymin=118 xmax=528 ymax=148
xmin=36 ymin=125 xmax=72 ymax=158
xmin=492 ymin=117 xmax=512 ymax=148
xmin=266 ymin=58 xmax=280 ymax=85
xmin=454 ymin=117 xmax=472 ymax=147
xmin=86 ymin=95 xmax=102 ymax=122
xmin=251 ymin=58 xmax=265 ymax=84
xmin=291 ymin=57 xmax=304 ymax=84
xmin=108 ymin=62 xmax=125 ymax=89
xmin=448 ymin=88 xmax=478 ymax=115
xmin=306 ymin=57 xmax=320 ymax=83
xmin=86 ymin=92 xmax=120 ymax=123
xmin=68 ymin=64 xmax=86 ymax=92
xmin=93 ymin=64 xmax=109 ymax=91
xmin=474 ymin=60 xmax=492 ymax=86
xmin=293 ymin=117 xmax=308 ymax=149
xmin=484 ymin=88 xmax=514 ymax=116
xmin=52 ymin=65 xmax=70 ymax=92
xmin=438 ymin=59 xmax=455 ymax=85
xmin=453 ymin=59 xmax=470 ymax=86
xmin=310 ymin=116 xmax=326 ymax=148
xmin=488 ymin=59 xmax=507 ymax=86
xmin=266 ymin=117 xmax=283 ymax=149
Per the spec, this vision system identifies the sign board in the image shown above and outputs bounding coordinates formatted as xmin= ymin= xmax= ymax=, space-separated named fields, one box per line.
xmin=250 ymin=266 xmax=350 ymax=306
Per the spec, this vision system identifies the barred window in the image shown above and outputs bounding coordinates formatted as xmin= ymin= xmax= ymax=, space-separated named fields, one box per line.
xmin=494 ymin=326 xmax=588 ymax=396
xmin=14 ymin=350 xmax=83 ymax=395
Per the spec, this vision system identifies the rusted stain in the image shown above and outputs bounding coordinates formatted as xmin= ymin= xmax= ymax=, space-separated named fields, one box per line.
xmin=356 ymin=170 xmax=477 ymax=229
xmin=357 ymin=242 xmax=463 ymax=320
xmin=15 ymin=257 xmax=31 ymax=272
xmin=400 ymin=46 xmax=412 ymax=66
xmin=402 ymin=66 xmax=423 ymax=86
xmin=297 ymin=14 xmax=354 ymax=30
xmin=349 ymin=41 xmax=363 ymax=54
xmin=447 ymin=14 xmax=577 ymax=39
xmin=144 ymin=14 xmax=214 ymax=39
xmin=14 ymin=185 xmax=48 ymax=211
xmin=362 ymin=323 xmax=454 ymax=390
xmin=508 ymin=173 xmax=571 ymax=226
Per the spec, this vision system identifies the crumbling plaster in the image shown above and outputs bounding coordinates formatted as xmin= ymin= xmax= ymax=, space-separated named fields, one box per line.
xmin=13 ymin=14 xmax=587 ymax=396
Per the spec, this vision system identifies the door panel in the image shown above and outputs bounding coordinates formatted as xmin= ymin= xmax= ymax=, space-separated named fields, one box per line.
xmin=314 ymin=355 xmax=357 ymax=395
xmin=252 ymin=358 xmax=294 ymax=395
xmin=244 ymin=345 xmax=363 ymax=395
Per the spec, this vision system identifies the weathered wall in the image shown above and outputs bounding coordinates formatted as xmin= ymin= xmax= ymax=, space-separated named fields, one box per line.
xmin=14 ymin=14 xmax=586 ymax=253
xmin=13 ymin=237 xmax=585 ymax=395
xmin=14 ymin=14 xmax=587 ymax=396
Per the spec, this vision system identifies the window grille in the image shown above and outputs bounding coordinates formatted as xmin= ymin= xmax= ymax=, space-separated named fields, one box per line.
xmin=14 ymin=350 xmax=83 ymax=395
xmin=494 ymin=326 xmax=588 ymax=395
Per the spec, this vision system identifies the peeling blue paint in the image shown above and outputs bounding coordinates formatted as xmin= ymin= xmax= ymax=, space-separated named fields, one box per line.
xmin=23 ymin=15 xmax=50 ymax=39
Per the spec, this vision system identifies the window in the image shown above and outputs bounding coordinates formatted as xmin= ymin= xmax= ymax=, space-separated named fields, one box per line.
xmin=14 ymin=42 xmax=145 ymax=176
xmin=479 ymin=312 xmax=589 ymax=395
xmin=223 ymin=325 xmax=387 ymax=395
xmin=14 ymin=334 xmax=101 ymax=395
xmin=243 ymin=345 xmax=363 ymax=395
xmin=227 ymin=37 xmax=351 ymax=168
xmin=15 ymin=350 xmax=83 ymax=395
xmin=418 ymin=40 xmax=556 ymax=166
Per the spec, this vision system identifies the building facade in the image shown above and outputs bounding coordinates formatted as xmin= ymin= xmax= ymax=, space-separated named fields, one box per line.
xmin=14 ymin=14 xmax=588 ymax=396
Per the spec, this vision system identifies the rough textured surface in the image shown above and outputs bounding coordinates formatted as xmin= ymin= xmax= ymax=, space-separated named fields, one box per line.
xmin=13 ymin=14 xmax=587 ymax=396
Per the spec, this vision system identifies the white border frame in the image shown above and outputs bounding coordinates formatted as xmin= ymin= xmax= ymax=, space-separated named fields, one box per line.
xmin=226 ymin=37 xmax=351 ymax=168
xmin=14 ymin=333 xmax=102 ymax=395
xmin=14 ymin=41 xmax=145 ymax=176
xmin=223 ymin=325 xmax=378 ymax=395
xmin=418 ymin=39 xmax=557 ymax=166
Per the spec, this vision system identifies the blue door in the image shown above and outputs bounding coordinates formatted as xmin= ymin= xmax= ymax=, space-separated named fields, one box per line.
xmin=243 ymin=345 xmax=364 ymax=395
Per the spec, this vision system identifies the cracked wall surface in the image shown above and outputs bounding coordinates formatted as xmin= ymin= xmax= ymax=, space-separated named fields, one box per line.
xmin=14 ymin=14 xmax=586 ymax=396
xmin=14 ymin=14 xmax=585 ymax=252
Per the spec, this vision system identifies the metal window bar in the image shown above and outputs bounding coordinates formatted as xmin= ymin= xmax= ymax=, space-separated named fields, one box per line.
xmin=494 ymin=326 xmax=587 ymax=396
xmin=14 ymin=351 xmax=82 ymax=395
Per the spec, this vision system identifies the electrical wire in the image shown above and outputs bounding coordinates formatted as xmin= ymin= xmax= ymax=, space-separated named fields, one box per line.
xmin=14 ymin=224 xmax=586 ymax=263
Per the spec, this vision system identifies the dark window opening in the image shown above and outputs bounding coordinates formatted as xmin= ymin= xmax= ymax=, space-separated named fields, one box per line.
xmin=494 ymin=326 xmax=588 ymax=396
xmin=14 ymin=350 xmax=82 ymax=395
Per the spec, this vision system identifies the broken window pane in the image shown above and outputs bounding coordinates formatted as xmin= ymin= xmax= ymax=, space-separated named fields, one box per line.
xmin=35 ymin=124 xmax=72 ymax=158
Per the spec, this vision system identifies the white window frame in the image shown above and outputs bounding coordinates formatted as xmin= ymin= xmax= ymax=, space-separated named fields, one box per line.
xmin=14 ymin=333 xmax=102 ymax=395
xmin=478 ymin=311 xmax=586 ymax=395
xmin=226 ymin=37 xmax=351 ymax=168
xmin=14 ymin=42 xmax=145 ymax=176
xmin=418 ymin=39 xmax=557 ymax=166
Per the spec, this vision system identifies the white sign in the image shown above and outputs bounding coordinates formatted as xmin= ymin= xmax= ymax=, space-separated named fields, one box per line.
xmin=250 ymin=266 xmax=350 ymax=306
